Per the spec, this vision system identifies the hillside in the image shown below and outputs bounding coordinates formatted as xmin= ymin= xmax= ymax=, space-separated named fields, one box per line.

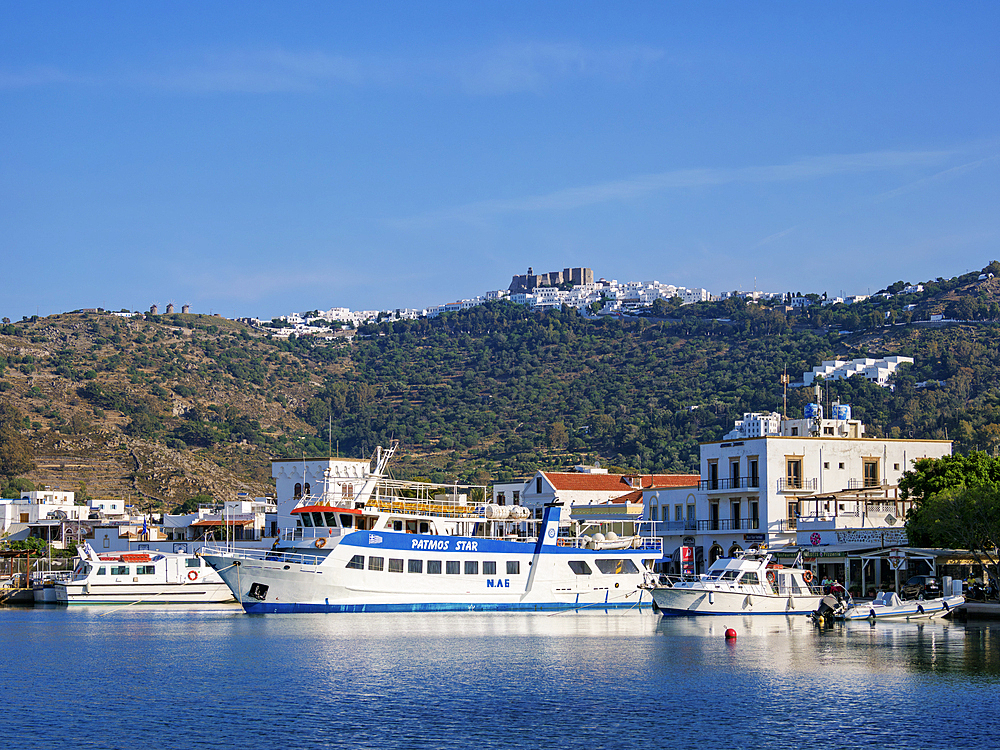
xmin=3 ymin=263 xmax=1000 ymax=509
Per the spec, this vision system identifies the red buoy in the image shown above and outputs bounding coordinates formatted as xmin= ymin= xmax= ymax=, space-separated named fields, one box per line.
xmin=725 ymin=628 xmax=737 ymax=640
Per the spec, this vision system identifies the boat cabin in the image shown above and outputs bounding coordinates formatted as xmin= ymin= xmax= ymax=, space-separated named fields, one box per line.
xmin=292 ymin=505 xmax=381 ymax=533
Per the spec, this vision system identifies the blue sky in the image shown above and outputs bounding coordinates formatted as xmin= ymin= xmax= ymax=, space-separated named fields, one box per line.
xmin=2 ymin=2 xmax=998 ymax=320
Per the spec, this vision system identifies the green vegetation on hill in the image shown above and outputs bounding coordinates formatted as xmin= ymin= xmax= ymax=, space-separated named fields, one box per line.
xmin=1 ymin=263 xmax=1000 ymax=507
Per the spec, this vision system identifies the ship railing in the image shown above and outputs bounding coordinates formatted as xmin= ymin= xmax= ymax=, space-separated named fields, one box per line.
xmin=369 ymin=499 xmax=481 ymax=518
xmin=201 ymin=546 xmax=325 ymax=567
xmin=557 ymin=535 xmax=662 ymax=553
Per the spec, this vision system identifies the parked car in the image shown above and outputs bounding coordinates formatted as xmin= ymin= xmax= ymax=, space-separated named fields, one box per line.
xmin=901 ymin=575 xmax=941 ymax=600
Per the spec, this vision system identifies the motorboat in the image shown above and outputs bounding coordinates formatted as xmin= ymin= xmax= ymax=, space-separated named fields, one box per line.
xmin=813 ymin=590 xmax=965 ymax=622
xmin=55 ymin=544 xmax=235 ymax=605
xmin=648 ymin=552 xmax=825 ymax=616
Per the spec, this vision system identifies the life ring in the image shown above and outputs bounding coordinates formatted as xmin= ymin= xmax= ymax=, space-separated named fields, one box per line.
xmin=766 ymin=570 xmax=776 ymax=584
xmin=187 ymin=571 xmax=198 ymax=581
xmin=315 ymin=538 xmax=327 ymax=548
xmin=803 ymin=571 xmax=813 ymax=583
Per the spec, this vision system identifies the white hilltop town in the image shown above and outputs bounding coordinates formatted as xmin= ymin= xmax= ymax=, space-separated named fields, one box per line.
xmin=233 ymin=265 xmax=936 ymax=340
xmin=237 ymin=266 xmax=842 ymax=339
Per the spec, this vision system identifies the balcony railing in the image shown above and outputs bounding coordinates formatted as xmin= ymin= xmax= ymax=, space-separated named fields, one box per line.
xmin=696 ymin=518 xmax=761 ymax=532
xmin=699 ymin=477 xmax=761 ymax=492
xmin=847 ymin=478 xmax=890 ymax=490
xmin=776 ymin=477 xmax=818 ymax=493
xmin=654 ymin=520 xmax=699 ymax=532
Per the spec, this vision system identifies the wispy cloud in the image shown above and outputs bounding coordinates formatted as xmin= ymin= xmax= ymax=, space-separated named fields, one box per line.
xmin=873 ymin=154 xmax=1000 ymax=203
xmin=137 ymin=50 xmax=382 ymax=94
xmin=453 ymin=42 xmax=664 ymax=95
xmin=750 ymin=227 xmax=796 ymax=249
xmin=0 ymin=42 xmax=664 ymax=94
xmin=400 ymin=149 xmax=955 ymax=226
xmin=0 ymin=66 xmax=81 ymax=88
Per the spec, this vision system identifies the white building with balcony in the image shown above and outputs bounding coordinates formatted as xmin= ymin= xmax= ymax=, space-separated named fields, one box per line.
xmin=642 ymin=408 xmax=950 ymax=575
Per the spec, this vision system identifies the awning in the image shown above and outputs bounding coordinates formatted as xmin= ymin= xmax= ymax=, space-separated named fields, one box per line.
xmin=190 ymin=519 xmax=255 ymax=527
xmin=774 ymin=544 xmax=882 ymax=558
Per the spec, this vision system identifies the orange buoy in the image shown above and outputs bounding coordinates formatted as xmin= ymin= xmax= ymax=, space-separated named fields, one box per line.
xmin=725 ymin=628 xmax=737 ymax=640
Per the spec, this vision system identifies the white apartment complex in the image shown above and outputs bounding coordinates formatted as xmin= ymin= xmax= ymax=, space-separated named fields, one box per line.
xmin=803 ymin=356 xmax=914 ymax=387
xmin=642 ymin=408 xmax=950 ymax=574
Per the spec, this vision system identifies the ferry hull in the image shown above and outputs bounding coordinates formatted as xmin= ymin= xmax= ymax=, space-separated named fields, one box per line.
xmin=202 ymin=549 xmax=652 ymax=614
xmin=239 ymin=600 xmax=645 ymax=614
xmin=652 ymin=587 xmax=823 ymax=616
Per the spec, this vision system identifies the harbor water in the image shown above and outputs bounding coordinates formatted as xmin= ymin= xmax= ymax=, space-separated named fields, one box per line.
xmin=2 ymin=606 xmax=999 ymax=749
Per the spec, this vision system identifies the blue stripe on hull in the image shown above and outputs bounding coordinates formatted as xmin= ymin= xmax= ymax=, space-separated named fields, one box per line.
xmin=241 ymin=601 xmax=652 ymax=614
xmin=657 ymin=609 xmax=812 ymax=617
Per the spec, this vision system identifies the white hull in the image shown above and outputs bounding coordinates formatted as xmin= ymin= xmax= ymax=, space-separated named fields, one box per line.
xmin=57 ymin=551 xmax=236 ymax=605
xmin=840 ymin=594 xmax=964 ymax=620
xmin=203 ymin=529 xmax=656 ymax=613
xmin=33 ymin=585 xmax=60 ymax=603
xmin=56 ymin=581 xmax=235 ymax=605
xmin=651 ymin=586 xmax=823 ymax=616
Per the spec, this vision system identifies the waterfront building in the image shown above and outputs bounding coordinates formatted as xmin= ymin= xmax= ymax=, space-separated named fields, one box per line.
xmin=642 ymin=407 xmax=951 ymax=576
xmin=515 ymin=465 xmax=699 ymax=519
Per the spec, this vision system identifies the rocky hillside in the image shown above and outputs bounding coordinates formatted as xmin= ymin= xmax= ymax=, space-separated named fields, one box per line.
xmin=2 ymin=262 xmax=1000 ymax=510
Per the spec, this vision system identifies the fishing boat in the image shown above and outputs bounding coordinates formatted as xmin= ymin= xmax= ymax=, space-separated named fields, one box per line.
xmin=202 ymin=444 xmax=662 ymax=613
xmin=648 ymin=551 xmax=825 ymax=616
xmin=813 ymin=590 xmax=965 ymax=622
xmin=55 ymin=543 xmax=235 ymax=605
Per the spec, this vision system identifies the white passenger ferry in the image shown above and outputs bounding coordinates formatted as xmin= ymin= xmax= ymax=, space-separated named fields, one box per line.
xmin=202 ymin=445 xmax=661 ymax=613
xmin=56 ymin=544 xmax=235 ymax=605
xmin=648 ymin=552 xmax=824 ymax=616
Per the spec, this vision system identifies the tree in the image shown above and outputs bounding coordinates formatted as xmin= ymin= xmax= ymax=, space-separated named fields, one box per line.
xmin=546 ymin=421 xmax=568 ymax=448
xmin=171 ymin=493 xmax=213 ymax=515
xmin=0 ymin=401 xmax=34 ymax=479
xmin=4 ymin=535 xmax=46 ymax=554
xmin=908 ymin=486 xmax=1000 ymax=595
xmin=899 ymin=452 xmax=1000 ymax=504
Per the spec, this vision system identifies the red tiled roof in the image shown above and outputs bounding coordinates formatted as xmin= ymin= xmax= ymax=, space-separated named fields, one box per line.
xmin=542 ymin=472 xmax=699 ymax=492
xmin=610 ymin=490 xmax=644 ymax=504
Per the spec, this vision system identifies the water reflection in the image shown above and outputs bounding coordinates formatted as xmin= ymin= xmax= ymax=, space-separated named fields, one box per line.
xmin=2 ymin=608 xmax=999 ymax=749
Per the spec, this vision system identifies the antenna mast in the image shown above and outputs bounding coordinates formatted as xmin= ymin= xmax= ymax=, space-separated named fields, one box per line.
xmin=780 ymin=366 xmax=790 ymax=420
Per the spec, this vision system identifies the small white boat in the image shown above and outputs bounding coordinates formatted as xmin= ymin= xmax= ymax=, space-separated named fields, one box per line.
xmin=55 ymin=545 xmax=235 ymax=605
xmin=648 ymin=552 xmax=825 ymax=616
xmin=33 ymin=571 xmax=73 ymax=603
xmin=823 ymin=591 xmax=964 ymax=621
